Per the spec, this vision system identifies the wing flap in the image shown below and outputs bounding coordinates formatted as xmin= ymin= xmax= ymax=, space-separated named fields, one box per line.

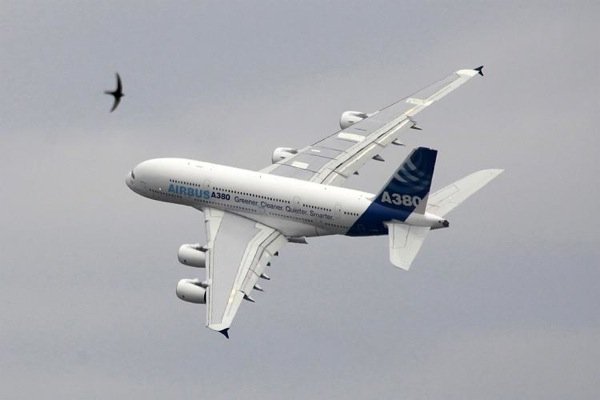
xmin=262 ymin=67 xmax=483 ymax=186
xmin=239 ymin=226 xmax=287 ymax=297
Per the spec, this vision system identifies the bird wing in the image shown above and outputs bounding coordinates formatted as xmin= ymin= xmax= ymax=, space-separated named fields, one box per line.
xmin=116 ymin=73 xmax=122 ymax=93
xmin=109 ymin=96 xmax=121 ymax=112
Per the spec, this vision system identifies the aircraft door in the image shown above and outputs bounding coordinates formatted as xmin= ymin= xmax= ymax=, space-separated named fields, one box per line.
xmin=293 ymin=196 xmax=302 ymax=208
xmin=334 ymin=203 xmax=343 ymax=221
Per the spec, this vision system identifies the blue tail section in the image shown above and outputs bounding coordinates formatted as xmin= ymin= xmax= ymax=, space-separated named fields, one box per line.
xmin=374 ymin=147 xmax=437 ymax=214
xmin=346 ymin=147 xmax=437 ymax=236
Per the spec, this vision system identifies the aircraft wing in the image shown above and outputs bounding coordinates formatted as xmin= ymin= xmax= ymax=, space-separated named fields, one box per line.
xmin=261 ymin=67 xmax=484 ymax=186
xmin=202 ymin=207 xmax=287 ymax=335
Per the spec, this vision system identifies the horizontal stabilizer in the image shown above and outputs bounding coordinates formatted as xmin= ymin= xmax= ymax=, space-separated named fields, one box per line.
xmin=385 ymin=222 xmax=430 ymax=270
xmin=427 ymin=169 xmax=503 ymax=217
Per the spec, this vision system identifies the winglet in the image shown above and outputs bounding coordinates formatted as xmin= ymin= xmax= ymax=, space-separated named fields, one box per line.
xmin=474 ymin=65 xmax=484 ymax=76
xmin=219 ymin=329 xmax=230 ymax=339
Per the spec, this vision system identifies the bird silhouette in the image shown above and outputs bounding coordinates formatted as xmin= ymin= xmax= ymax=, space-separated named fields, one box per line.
xmin=105 ymin=73 xmax=124 ymax=112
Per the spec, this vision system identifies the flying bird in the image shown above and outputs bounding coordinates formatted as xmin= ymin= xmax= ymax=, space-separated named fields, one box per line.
xmin=105 ymin=73 xmax=124 ymax=112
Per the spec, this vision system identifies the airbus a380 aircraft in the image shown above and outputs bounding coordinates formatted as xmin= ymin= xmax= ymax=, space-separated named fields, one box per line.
xmin=126 ymin=66 xmax=502 ymax=338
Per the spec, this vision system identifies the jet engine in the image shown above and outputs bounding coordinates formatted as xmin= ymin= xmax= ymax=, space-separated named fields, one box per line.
xmin=178 ymin=244 xmax=206 ymax=268
xmin=176 ymin=278 xmax=207 ymax=304
xmin=339 ymin=111 xmax=369 ymax=129
xmin=272 ymin=147 xmax=298 ymax=163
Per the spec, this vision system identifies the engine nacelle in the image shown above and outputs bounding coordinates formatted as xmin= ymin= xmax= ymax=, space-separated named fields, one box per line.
xmin=178 ymin=244 xmax=206 ymax=268
xmin=340 ymin=111 xmax=369 ymax=130
xmin=176 ymin=279 xmax=207 ymax=304
xmin=272 ymin=147 xmax=298 ymax=163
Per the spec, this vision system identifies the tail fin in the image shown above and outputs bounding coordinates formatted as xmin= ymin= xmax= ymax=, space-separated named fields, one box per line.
xmin=374 ymin=147 xmax=437 ymax=215
xmin=426 ymin=169 xmax=504 ymax=217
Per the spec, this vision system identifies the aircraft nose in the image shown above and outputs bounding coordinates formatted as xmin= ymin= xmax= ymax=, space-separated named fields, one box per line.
xmin=125 ymin=169 xmax=135 ymax=190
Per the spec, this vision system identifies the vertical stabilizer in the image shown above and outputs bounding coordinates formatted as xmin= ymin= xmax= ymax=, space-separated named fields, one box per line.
xmin=374 ymin=147 xmax=437 ymax=215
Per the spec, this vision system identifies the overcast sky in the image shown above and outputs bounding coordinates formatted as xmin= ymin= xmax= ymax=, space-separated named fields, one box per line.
xmin=1 ymin=1 xmax=599 ymax=399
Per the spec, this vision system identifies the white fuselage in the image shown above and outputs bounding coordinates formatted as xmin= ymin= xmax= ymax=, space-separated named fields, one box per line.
xmin=126 ymin=158 xmax=376 ymax=238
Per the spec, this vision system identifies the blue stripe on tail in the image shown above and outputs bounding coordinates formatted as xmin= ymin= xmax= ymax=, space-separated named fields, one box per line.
xmin=374 ymin=147 xmax=437 ymax=214
xmin=346 ymin=147 xmax=437 ymax=236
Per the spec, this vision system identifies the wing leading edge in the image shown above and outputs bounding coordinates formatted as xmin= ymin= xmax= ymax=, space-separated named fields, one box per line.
xmin=203 ymin=207 xmax=287 ymax=334
xmin=261 ymin=67 xmax=484 ymax=186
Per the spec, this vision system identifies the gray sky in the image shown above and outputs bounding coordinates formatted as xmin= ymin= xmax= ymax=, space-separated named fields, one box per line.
xmin=1 ymin=1 xmax=599 ymax=399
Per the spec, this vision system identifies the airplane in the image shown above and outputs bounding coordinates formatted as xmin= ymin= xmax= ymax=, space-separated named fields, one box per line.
xmin=126 ymin=66 xmax=502 ymax=338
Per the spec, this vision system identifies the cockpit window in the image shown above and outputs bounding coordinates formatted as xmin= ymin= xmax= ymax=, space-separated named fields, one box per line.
xmin=130 ymin=170 xmax=135 ymax=179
